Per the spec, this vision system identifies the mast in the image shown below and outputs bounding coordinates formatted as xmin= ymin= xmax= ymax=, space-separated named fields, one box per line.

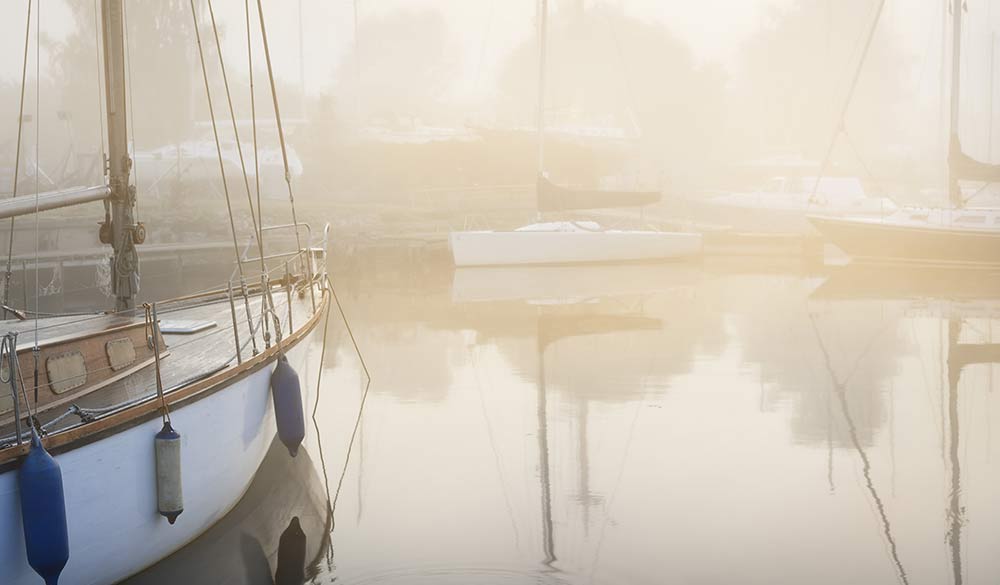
xmin=948 ymin=0 xmax=963 ymax=208
xmin=536 ymin=0 xmax=548 ymax=177
xmin=946 ymin=318 xmax=963 ymax=585
xmin=298 ymin=0 xmax=306 ymax=117
xmin=536 ymin=330 xmax=556 ymax=567
xmin=101 ymin=0 xmax=140 ymax=311
xmin=990 ymin=33 xmax=995 ymax=160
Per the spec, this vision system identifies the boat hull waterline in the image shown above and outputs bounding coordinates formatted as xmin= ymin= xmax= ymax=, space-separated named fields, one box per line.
xmin=450 ymin=230 xmax=703 ymax=267
xmin=809 ymin=215 xmax=1000 ymax=266
xmin=0 ymin=304 xmax=324 ymax=585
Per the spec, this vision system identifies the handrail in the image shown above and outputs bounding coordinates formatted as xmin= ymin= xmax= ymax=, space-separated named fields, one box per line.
xmin=241 ymin=222 xmax=312 ymax=266
xmin=261 ymin=221 xmax=311 ymax=233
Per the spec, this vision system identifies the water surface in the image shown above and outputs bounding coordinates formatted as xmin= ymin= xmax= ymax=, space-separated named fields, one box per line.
xmin=132 ymin=250 xmax=1000 ymax=585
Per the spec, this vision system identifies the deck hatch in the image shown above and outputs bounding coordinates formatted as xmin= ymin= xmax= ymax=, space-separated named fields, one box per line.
xmin=106 ymin=338 xmax=136 ymax=371
xmin=46 ymin=351 xmax=87 ymax=394
xmin=159 ymin=320 xmax=216 ymax=334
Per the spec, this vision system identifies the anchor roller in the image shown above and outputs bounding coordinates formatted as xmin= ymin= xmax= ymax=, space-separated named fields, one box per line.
xmin=271 ymin=355 xmax=305 ymax=457
xmin=19 ymin=432 xmax=69 ymax=585
xmin=154 ymin=421 xmax=183 ymax=524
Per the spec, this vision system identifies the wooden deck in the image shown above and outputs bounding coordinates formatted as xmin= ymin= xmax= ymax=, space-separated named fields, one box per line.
xmin=0 ymin=279 xmax=321 ymax=450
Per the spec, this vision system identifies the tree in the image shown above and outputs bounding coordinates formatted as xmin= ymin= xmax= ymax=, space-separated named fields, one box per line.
xmin=332 ymin=8 xmax=458 ymax=125
xmin=495 ymin=3 xmax=731 ymax=186
xmin=732 ymin=0 xmax=916 ymax=168
xmin=53 ymin=0 xmax=198 ymax=150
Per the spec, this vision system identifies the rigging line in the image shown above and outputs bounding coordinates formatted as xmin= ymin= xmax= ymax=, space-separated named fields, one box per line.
xmin=34 ymin=0 xmax=41 ymax=351
xmin=470 ymin=343 xmax=523 ymax=554
xmin=536 ymin=0 xmax=549 ymax=176
xmin=327 ymin=275 xmax=370 ymax=383
xmin=309 ymin=288 xmax=335 ymax=548
xmin=206 ymin=0 xmax=262 ymax=355
xmin=809 ymin=0 xmax=888 ymax=205
xmin=842 ymin=126 xmax=883 ymax=192
xmin=254 ymin=0 xmax=302 ymax=254
xmin=605 ymin=10 xmax=642 ymax=139
xmin=92 ymin=0 xmax=106 ymax=170
xmin=809 ymin=314 xmax=909 ymax=585
xmin=245 ymin=0 xmax=264 ymax=258
xmin=3 ymin=0 xmax=34 ymax=319
xmin=310 ymin=385 xmax=335 ymax=553
xmin=310 ymin=289 xmax=332 ymax=418
xmin=121 ymin=0 xmax=139 ymax=220
xmin=330 ymin=369 xmax=371 ymax=515
xmin=586 ymin=385 xmax=645 ymax=585
xmin=206 ymin=0 xmax=264 ymax=276
xmin=189 ymin=0 xmax=249 ymax=288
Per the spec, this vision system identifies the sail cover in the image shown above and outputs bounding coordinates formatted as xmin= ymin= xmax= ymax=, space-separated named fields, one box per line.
xmin=949 ymin=136 xmax=1000 ymax=183
xmin=537 ymin=175 xmax=661 ymax=212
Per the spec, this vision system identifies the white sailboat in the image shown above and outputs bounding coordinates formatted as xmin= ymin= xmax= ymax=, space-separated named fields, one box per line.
xmin=0 ymin=2 xmax=334 ymax=584
xmin=448 ymin=0 xmax=701 ymax=267
xmin=808 ymin=0 xmax=1000 ymax=266
xmin=679 ymin=175 xmax=896 ymax=235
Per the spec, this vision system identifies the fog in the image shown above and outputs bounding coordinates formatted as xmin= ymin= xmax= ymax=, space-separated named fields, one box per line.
xmin=3 ymin=4 xmax=1000 ymax=584
xmin=0 ymin=0 xmax=998 ymax=238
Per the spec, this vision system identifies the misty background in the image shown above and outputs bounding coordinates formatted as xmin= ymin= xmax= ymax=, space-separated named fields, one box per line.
xmin=0 ymin=0 xmax=998 ymax=244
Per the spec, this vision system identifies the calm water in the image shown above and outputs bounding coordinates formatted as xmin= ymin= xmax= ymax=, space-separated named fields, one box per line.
xmin=128 ymin=249 xmax=1000 ymax=585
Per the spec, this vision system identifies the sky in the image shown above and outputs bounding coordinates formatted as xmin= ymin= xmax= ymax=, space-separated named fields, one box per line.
xmin=4 ymin=0 xmax=990 ymax=93
xmin=0 ymin=0 xmax=998 ymax=155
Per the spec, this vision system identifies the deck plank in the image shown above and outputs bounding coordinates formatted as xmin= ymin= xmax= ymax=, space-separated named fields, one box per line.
xmin=0 ymin=282 xmax=320 ymax=444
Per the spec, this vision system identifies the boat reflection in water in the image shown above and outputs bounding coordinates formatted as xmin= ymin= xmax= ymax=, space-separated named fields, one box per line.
xmin=123 ymin=436 xmax=332 ymax=585
xmin=811 ymin=263 xmax=1000 ymax=585
xmin=115 ymin=246 xmax=1000 ymax=584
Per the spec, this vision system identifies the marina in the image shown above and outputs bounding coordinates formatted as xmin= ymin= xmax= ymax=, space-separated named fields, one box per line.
xmin=1 ymin=0 xmax=999 ymax=583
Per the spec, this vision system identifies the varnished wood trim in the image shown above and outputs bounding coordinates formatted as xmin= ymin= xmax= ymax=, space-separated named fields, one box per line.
xmin=0 ymin=289 xmax=329 ymax=469
xmin=0 ymin=355 xmax=161 ymax=429
xmin=28 ymin=320 xmax=145 ymax=351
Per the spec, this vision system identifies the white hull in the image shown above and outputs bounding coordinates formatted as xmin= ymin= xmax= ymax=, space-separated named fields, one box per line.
xmin=449 ymin=229 xmax=702 ymax=267
xmin=0 ymin=326 xmax=321 ymax=585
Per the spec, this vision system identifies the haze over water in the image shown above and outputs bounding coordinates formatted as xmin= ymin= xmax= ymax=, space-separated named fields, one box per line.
xmin=1 ymin=0 xmax=998 ymax=583
xmin=124 ymin=248 xmax=1000 ymax=585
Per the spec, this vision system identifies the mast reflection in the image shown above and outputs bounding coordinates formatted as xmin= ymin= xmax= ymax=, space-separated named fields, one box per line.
xmin=812 ymin=263 xmax=1000 ymax=585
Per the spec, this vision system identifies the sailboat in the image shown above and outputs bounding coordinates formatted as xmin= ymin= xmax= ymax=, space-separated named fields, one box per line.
xmin=808 ymin=0 xmax=1000 ymax=266
xmin=448 ymin=0 xmax=702 ymax=267
xmin=0 ymin=2 xmax=330 ymax=584
xmin=679 ymin=174 xmax=897 ymax=236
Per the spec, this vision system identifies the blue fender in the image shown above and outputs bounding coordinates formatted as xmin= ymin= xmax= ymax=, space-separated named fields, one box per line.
xmin=19 ymin=434 xmax=69 ymax=585
xmin=271 ymin=356 xmax=305 ymax=457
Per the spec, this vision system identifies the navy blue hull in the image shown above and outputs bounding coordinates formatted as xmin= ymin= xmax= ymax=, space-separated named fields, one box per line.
xmin=809 ymin=216 xmax=1000 ymax=266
